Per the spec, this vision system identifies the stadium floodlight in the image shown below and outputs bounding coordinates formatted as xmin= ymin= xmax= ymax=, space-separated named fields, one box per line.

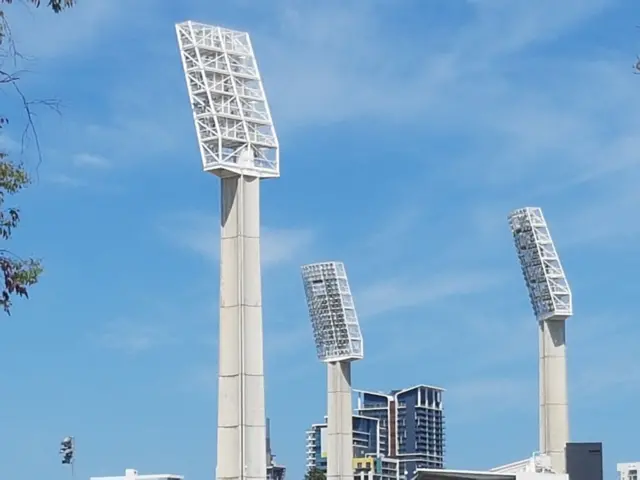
xmin=176 ymin=21 xmax=278 ymax=178
xmin=509 ymin=207 xmax=572 ymax=474
xmin=301 ymin=262 xmax=363 ymax=480
xmin=59 ymin=436 xmax=74 ymax=466
xmin=509 ymin=207 xmax=572 ymax=322
xmin=301 ymin=262 xmax=363 ymax=363
xmin=176 ymin=20 xmax=278 ymax=480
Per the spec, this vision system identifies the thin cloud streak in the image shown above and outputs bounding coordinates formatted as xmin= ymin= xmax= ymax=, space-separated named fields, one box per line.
xmin=249 ymin=0 xmax=611 ymax=129
xmin=161 ymin=211 xmax=315 ymax=268
xmin=46 ymin=172 xmax=87 ymax=188
xmin=186 ymin=323 xmax=315 ymax=395
xmin=30 ymin=0 xmax=631 ymax=194
xmin=8 ymin=0 xmax=158 ymax=60
xmin=73 ymin=152 xmax=111 ymax=169
xmin=356 ymin=271 xmax=507 ymax=318
xmin=95 ymin=320 xmax=176 ymax=354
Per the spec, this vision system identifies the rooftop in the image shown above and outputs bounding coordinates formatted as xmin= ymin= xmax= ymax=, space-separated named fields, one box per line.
xmin=414 ymin=468 xmax=514 ymax=480
xmin=356 ymin=384 xmax=446 ymax=399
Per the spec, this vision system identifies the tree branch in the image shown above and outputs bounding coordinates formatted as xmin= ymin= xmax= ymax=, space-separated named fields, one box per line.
xmin=0 ymin=0 xmax=76 ymax=314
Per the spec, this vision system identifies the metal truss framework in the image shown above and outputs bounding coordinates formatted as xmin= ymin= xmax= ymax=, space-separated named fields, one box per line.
xmin=176 ymin=21 xmax=279 ymax=178
xmin=509 ymin=207 xmax=572 ymax=321
xmin=301 ymin=262 xmax=363 ymax=362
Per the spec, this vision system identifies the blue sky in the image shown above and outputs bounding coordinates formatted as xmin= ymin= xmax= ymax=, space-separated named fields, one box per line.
xmin=0 ymin=0 xmax=639 ymax=479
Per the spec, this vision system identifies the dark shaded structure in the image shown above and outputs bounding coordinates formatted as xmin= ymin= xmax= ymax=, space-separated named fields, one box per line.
xmin=565 ymin=442 xmax=603 ymax=480
xmin=266 ymin=418 xmax=286 ymax=480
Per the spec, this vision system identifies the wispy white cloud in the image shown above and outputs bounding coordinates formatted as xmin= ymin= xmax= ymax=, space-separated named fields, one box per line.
xmin=162 ymin=211 xmax=217 ymax=261
xmin=243 ymin=0 xmax=611 ymax=130
xmin=569 ymin=314 xmax=640 ymax=395
xmin=446 ymin=346 xmax=640 ymax=426
xmin=36 ymin=0 xmax=628 ymax=187
xmin=446 ymin=376 xmax=535 ymax=420
xmin=16 ymin=0 xmax=633 ymax=419
xmin=0 ymin=134 xmax=21 ymax=153
xmin=452 ymin=167 xmax=640 ymax=257
xmin=363 ymin=207 xmax=424 ymax=255
xmin=186 ymin=323 xmax=315 ymax=394
xmin=72 ymin=152 xmax=110 ymax=169
xmin=95 ymin=320 xmax=175 ymax=354
xmin=454 ymin=0 xmax=609 ymax=58
xmin=72 ymin=102 xmax=192 ymax=168
xmin=261 ymin=228 xmax=315 ymax=267
xmin=356 ymin=271 xmax=507 ymax=318
xmin=7 ymin=0 xmax=155 ymax=60
xmin=161 ymin=211 xmax=315 ymax=268
xmin=252 ymin=1 xmax=454 ymax=127
xmin=265 ymin=324 xmax=312 ymax=360
xmin=187 ymin=365 xmax=217 ymax=393
xmin=236 ymin=0 xmax=640 ymax=222
xmin=385 ymin=308 xmax=640 ymax=426
xmin=559 ymin=183 xmax=640 ymax=247
xmin=45 ymin=172 xmax=86 ymax=187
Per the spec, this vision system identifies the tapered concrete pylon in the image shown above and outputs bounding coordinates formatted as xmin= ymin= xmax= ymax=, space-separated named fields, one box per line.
xmin=539 ymin=319 xmax=569 ymax=474
xmin=327 ymin=362 xmax=354 ymax=480
xmin=217 ymin=176 xmax=267 ymax=480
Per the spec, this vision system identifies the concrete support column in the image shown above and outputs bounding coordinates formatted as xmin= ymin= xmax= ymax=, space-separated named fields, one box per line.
xmin=539 ymin=319 xmax=569 ymax=473
xmin=217 ymin=175 xmax=267 ymax=480
xmin=327 ymin=361 xmax=353 ymax=480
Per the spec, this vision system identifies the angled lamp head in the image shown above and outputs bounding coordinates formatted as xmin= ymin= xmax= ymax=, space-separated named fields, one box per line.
xmin=301 ymin=261 xmax=364 ymax=363
xmin=176 ymin=21 xmax=279 ymax=178
xmin=508 ymin=207 xmax=572 ymax=321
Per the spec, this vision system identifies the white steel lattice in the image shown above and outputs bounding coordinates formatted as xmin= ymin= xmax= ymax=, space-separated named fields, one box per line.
xmin=508 ymin=207 xmax=572 ymax=321
xmin=175 ymin=21 xmax=279 ymax=178
xmin=301 ymin=262 xmax=363 ymax=363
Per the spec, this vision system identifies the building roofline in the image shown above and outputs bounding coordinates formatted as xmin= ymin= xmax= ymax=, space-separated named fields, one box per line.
xmin=355 ymin=385 xmax=446 ymax=400
xmin=307 ymin=423 xmax=327 ymax=430
xmin=355 ymin=389 xmax=392 ymax=399
xmin=413 ymin=468 xmax=513 ymax=480
xmin=308 ymin=414 xmax=380 ymax=430
xmin=395 ymin=384 xmax=446 ymax=395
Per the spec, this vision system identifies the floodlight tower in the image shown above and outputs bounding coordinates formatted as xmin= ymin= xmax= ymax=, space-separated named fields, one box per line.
xmin=175 ymin=21 xmax=279 ymax=480
xmin=301 ymin=262 xmax=364 ymax=480
xmin=508 ymin=207 xmax=572 ymax=474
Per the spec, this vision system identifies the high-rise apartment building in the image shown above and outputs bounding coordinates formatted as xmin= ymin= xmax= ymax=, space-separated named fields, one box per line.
xmin=306 ymin=385 xmax=445 ymax=480
xmin=306 ymin=415 xmax=400 ymax=480
xmin=355 ymin=385 xmax=445 ymax=479
xmin=618 ymin=463 xmax=639 ymax=480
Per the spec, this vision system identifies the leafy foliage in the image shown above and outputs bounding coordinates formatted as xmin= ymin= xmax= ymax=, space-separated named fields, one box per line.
xmin=0 ymin=0 xmax=75 ymax=44
xmin=304 ymin=468 xmax=326 ymax=480
xmin=0 ymin=0 xmax=75 ymax=313
xmin=0 ymin=143 xmax=42 ymax=314
xmin=0 ymin=0 xmax=75 ymax=13
xmin=30 ymin=0 xmax=75 ymax=13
